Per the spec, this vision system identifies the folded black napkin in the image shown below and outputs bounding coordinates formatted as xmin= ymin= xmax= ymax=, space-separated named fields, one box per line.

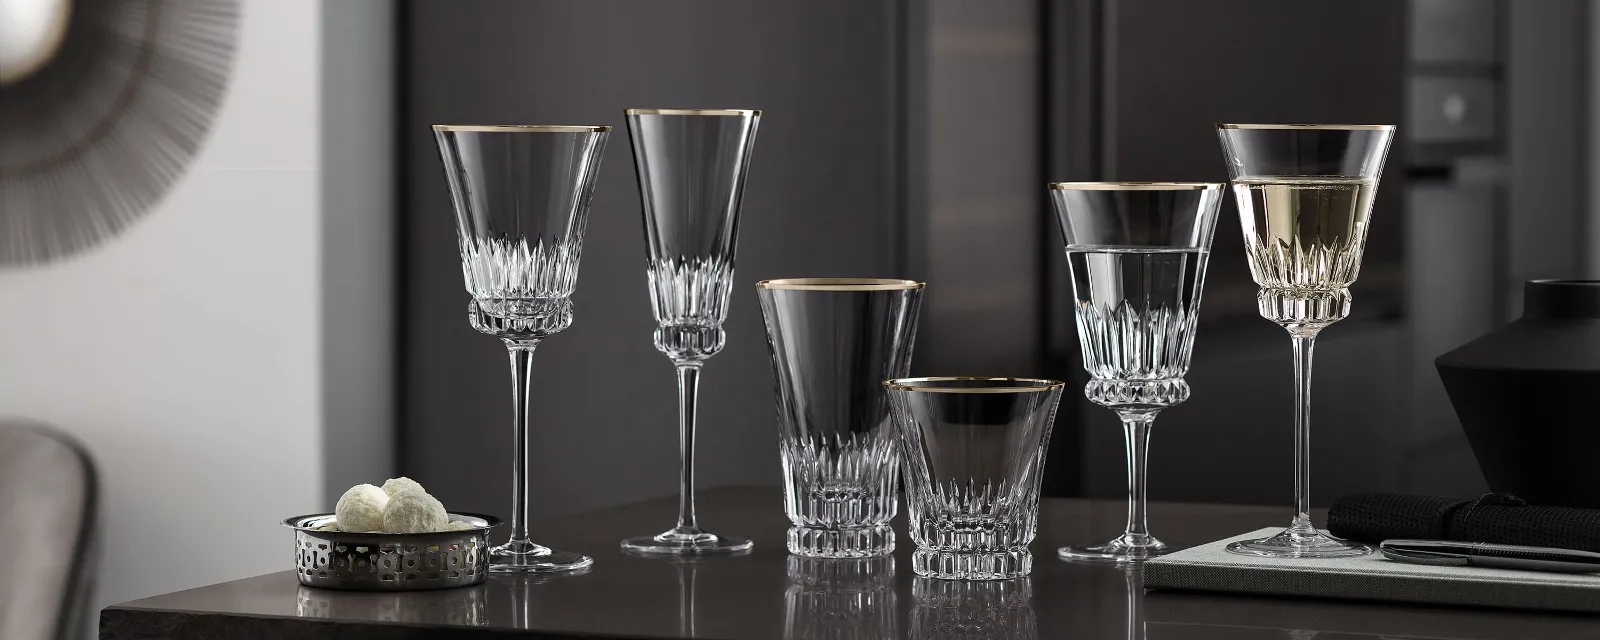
xmin=1327 ymin=492 xmax=1600 ymax=552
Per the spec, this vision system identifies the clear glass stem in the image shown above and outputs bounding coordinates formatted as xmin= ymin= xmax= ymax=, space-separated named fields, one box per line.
xmin=1118 ymin=411 xmax=1156 ymax=542
xmin=1290 ymin=333 xmax=1316 ymax=534
xmin=674 ymin=363 xmax=702 ymax=532
xmin=506 ymin=339 xmax=541 ymax=547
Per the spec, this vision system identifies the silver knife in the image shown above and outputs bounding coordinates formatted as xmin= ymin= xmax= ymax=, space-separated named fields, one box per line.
xmin=1380 ymin=540 xmax=1600 ymax=574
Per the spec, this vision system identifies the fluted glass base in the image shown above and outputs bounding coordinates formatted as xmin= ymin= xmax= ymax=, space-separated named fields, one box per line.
xmin=1058 ymin=534 xmax=1170 ymax=564
xmin=788 ymin=525 xmax=894 ymax=558
xmin=621 ymin=527 xmax=753 ymax=556
xmin=489 ymin=539 xmax=593 ymax=573
xmin=911 ymin=548 xmax=1032 ymax=581
xmin=1225 ymin=525 xmax=1370 ymax=559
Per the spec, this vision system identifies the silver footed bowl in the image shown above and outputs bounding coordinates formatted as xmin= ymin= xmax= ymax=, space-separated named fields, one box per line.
xmin=283 ymin=512 xmax=501 ymax=591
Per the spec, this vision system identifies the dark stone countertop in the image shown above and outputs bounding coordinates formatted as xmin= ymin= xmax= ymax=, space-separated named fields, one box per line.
xmin=101 ymin=487 xmax=1600 ymax=639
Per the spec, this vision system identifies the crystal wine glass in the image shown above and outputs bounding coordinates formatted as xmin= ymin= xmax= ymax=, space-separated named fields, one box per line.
xmin=433 ymin=124 xmax=610 ymax=572
xmin=1217 ymin=124 xmax=1395 ymax=558
xmin=1051 ymin=182 xmax=1223 ymax=563
xmin=621 ymin=108 xmax=760 ymax=555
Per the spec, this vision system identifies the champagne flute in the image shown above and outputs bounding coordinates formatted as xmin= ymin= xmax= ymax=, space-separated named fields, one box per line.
xmin=620 ymin=108 xmax=760 ymax=555
xmin=1217 ymin=124 xmax=1395 ymax=558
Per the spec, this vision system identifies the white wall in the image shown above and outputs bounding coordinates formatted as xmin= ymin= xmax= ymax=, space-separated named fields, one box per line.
xmin=0 ymin=0 xmax=392 ymax=621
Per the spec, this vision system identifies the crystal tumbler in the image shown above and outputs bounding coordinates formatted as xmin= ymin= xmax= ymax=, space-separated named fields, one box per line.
xmin=886 ymin=377 xmax=1065 ymax=580
xmin=758 ymin=278 xmax=924 ymax=558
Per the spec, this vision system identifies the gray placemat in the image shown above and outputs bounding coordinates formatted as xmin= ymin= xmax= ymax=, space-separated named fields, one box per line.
xmin=1145 ymin=528 xmax=1600 ymax=614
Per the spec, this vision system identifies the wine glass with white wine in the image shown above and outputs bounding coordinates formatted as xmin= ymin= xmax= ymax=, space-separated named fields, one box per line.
xmin=1217 ymin=124 xmax=1394 ymax=559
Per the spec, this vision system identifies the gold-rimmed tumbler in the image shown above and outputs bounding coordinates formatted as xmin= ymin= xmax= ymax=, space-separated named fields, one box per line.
xmin=887 ymin=377 xmax=1064 ymax=580
xmin=758 ymin=278 xmax=924 ymax=558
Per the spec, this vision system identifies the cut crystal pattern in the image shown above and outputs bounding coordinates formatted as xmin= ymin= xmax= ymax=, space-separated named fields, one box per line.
xmin=781 ymin=431 xmax=899 ymax=558
xmin=460 ymin=236 xmax=581 ymax=317
xmin=648 ymin=255 xmax=734 ymax=327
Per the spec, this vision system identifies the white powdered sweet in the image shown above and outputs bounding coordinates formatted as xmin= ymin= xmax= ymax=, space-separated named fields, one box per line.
xmin=442 ymin=520 xmax=477 ymax=531
xmin=383 ymin=489 xmax=448 ymax=533
xmin=381 ymin=477 xmax=426 ymax=499
xmin=334 ymin=484 xmax=389 ymax=532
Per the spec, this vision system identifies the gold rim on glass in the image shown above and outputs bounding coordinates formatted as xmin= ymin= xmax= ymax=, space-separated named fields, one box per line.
xmin=1049 ymin=182 xmax=1222 ymax=191
xmin=432 ymin=125 xmax=611 ymax=133
xmin=1216 ymin=124 xmax=1396 ymax=131
xmin=756 ymin=277 xmax=924 ymax=291
xmin=883 ymin=376 xmax=1066 ymax=393
xmin=625 ymin=108 xmax=761 ymax=117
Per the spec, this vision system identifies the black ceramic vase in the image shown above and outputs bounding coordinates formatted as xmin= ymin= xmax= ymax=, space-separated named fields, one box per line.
xmin=1436 ymin=280 xmax=1600 ymax=508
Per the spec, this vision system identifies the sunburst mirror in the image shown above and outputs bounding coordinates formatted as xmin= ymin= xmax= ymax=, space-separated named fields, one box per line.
xmin=0 ymin=0 xmax=241 ymax=265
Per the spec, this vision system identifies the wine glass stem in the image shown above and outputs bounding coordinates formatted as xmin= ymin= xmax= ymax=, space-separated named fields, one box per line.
xmin=1290 ymin=333 xmax=1316 ymax=532
xmin=1118 ymin=411 xmax=1156 ymax=542
xmin=675 ymin=363 xmax=703 ymax=532
xmin=506 ymin=340 xmax=541 ymax=545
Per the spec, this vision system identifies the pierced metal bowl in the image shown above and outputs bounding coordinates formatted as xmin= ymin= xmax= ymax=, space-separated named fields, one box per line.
xmin=283 ymin=512 xmax=500 ymax=591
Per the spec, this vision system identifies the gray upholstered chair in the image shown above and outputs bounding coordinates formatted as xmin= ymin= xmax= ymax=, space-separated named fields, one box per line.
xmin=0 ymin=421 xmax=98 ymax=640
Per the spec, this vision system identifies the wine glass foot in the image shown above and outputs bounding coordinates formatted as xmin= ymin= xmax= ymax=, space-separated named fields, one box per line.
xmin=1058 ymin=535 xmax=1171 ymax=564
xmin=489 ymin=540 xmax=594 ymax=573
xmin=1225 ymin=527 xmax=1370 ymax=558
xmin=621 ymin=528 xmax=753 ymax=556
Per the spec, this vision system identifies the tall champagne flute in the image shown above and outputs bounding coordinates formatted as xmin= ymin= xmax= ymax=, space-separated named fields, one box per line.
xmin=1218 ymin=124 xmax=1395 ymax=558
xmin=621 ymin=108 xmax=760 ymax=555
xmin=433 ymin=124 xmax=610 ymax=572
xmin=1051 ymin=183 xmax=1223 ymax=563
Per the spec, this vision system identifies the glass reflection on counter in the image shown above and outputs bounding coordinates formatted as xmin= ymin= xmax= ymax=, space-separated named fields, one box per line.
xmin=296 ymin=584 xmax=485 ymax=626
xmin=911 ymin=577 xmax=1037 ymax=640
xmin=784 ymin=555 xmax=897 ymax=640
xmin=1124 ymin=566 xmax=1145 ymax=640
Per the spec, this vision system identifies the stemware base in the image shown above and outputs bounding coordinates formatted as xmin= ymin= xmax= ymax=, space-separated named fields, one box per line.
xmin=621 ymin=528 xmax=753 ymax=556
xmin=489 ymin=540 xmax=594 ymax=573
xmin=1225 ymin=526 xmax=1371 ymax=558
xmin=1058 ymin=535 xmax=1170 ymax=564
